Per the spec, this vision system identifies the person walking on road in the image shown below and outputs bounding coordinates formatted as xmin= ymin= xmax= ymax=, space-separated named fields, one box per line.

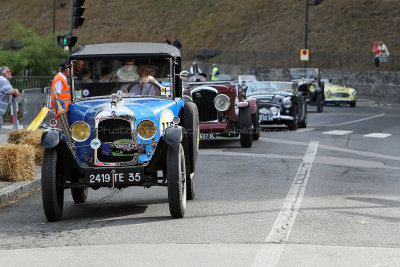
xmin=0 ymin=66 xmax=20 ymax=132
xmin=378 ymin=41 xmax=389 ymax=70
xmin=172 ymin=37 xmax=183 ymax=54
xmin=51 ymin=62 xmax=71 ymax=116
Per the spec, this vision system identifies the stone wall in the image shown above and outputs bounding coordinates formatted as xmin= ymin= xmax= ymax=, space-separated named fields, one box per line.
xmin=183 ymin=61 xmax=400 ymax=101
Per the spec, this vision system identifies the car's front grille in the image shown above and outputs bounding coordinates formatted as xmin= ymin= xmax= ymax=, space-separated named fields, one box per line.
xmin=192 ymin=90 xmax=218 ymax=122
xmin=97 ymin=119 xmax=133 ymax=162
xmin=333 ymin=92 xmax=350 ymax=98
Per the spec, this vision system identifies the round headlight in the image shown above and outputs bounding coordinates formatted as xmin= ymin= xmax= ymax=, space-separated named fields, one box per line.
xmin=270 ymin=106 xmax=279 ymax=116
xmin=326 ymin=89 xmax=331 ymax=95
xmin=283 ymin=97 xmax=292 ymax=108
xmin=138 ymin=120 xmax=157 ymax=140
xmin=214 ymin=94 xmax=230 ymax=111
xmin=70 ymin=121 xmax=91 ymax=142
xmin=352 ymin=90 xmax=357 ymax=96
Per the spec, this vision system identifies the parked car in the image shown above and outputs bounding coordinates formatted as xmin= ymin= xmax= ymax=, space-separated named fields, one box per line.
xmin=183 ymin=77 xmax=259 ymax=147
xmin=289 ymin=68 xmax=325 ymax=112
xmin=321 ymin=79 xmax=357 ymax=107
xmin=40 ymin=42 xmax=199 ymax=221
xmin=245 ymin=81 xmax=307 ymax=130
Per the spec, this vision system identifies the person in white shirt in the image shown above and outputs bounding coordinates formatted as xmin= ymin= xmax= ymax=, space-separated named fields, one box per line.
xmin=378 ymin=41 xmax=389 ymax=70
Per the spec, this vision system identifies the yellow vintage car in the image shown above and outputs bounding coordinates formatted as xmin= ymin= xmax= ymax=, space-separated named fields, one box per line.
xmin=322 ymin=79 xmax=357 ymax=107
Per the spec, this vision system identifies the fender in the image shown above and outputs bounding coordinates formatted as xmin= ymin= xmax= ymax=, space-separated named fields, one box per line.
xmin=246 ymin=98 xmax=258 ymax=114
xmin=41 ymin=128 xmax=69 ymax=149
xmin=164 ymin=126 xmax=183 ymax=145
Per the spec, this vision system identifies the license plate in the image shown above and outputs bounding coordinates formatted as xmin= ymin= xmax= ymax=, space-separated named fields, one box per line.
xmin=260 ymin=115 xmax=273 ymax=121
xmin=200 ymin=133 xmax=216 ymax=139
xmin=85 ymin=167 xmax=144 ymax=186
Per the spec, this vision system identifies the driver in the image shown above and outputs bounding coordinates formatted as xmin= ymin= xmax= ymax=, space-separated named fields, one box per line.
xmin=128 ymin=64 xmax=161 ymax=96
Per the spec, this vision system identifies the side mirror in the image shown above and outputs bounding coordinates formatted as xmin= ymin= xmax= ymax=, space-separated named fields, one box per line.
xmin=179 ymin=70 xmax=189 ymax=81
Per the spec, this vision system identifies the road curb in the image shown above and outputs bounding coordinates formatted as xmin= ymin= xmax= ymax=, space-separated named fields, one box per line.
xmin=0 ymin=168 xmax=41 ymax=204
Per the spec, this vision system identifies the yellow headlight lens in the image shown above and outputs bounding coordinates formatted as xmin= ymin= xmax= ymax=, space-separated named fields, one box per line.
xmin=70 ymin=121 xmax=91 ymax=142
xmin=138 ymin=120 xmax=157 ymax=140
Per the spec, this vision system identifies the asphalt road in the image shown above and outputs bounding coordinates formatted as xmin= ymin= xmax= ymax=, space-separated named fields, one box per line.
xmin=0 ymin=104 xmax=400 ymax=267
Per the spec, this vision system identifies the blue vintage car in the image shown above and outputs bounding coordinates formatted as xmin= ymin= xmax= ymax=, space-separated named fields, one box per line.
xmin=41 ymin=43 xmax=199 ymax=221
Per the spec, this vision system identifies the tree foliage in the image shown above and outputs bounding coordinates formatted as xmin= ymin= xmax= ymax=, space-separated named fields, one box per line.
xmin=0 ymin=22 xmax=68 ymax=76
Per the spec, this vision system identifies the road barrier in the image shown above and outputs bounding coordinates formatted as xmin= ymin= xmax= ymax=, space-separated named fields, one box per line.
xmin=21 ymin=88 xmax=44 ymax=129
xmin=10 ymin=96 xmax=20 ymax=130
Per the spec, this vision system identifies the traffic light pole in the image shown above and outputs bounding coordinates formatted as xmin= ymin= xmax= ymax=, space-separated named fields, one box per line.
xmin=69 ymin=0 xmax=74 ymax=36
xmin=304 ymin=0 xmax=309 ymax=68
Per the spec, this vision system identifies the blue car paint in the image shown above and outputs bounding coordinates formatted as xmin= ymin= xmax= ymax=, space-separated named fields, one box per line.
xmin=68 ymin=97 xmax=185 ymax=164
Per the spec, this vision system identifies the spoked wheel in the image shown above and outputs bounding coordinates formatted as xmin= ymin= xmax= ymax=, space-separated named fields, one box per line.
xmin=239 ymin=107 xmax=253 ymax=148
xmin=71 ymin=187 xmax=88 ymax=203
xmin=41 ymin=149 xmax=64 ymax=222
xmin=167 ymin=144 xmax=187 ymax=218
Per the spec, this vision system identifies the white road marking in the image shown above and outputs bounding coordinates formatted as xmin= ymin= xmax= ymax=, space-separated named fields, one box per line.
xmin=323 ymin=130 xmax=353 ymax=135
xmin=327 ymin=113 xmax=385 ymax=127
xmin=363 ymin=133 xmax=392 ymax=138
xmin=296 ymin=128 xmax=315 ymax=132
xmin=252 ymin=141 xmax=319 ymax=267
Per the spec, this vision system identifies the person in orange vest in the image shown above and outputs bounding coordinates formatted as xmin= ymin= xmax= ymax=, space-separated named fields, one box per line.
xmin=51 ymin=62 xmax=71 ymax=116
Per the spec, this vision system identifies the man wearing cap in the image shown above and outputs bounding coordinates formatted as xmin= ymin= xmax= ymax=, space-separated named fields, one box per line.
xmin=51 ymin=62 xmax=71 ymax=116
xmin=0 ymin=66 xmax=20 ymax=132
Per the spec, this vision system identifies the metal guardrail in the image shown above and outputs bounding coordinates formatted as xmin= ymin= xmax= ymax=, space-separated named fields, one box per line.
xmin=21 ymin=88 xmax=43 ymax=128
xmin=10 ymin=76 xmax=52 ymax=90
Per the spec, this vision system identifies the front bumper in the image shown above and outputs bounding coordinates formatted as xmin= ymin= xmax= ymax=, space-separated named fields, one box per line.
xmin=199 ymin=122 xmax=228 ymax=133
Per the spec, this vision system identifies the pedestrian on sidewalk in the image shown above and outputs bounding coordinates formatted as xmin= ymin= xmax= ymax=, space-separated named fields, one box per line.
xmin=372 ymin=41 xmax=380 ymax=68
xmin=378 ymin=41 xmax=389 ymax=70
xmin=0 ymin=66 xmax=20 ymax=132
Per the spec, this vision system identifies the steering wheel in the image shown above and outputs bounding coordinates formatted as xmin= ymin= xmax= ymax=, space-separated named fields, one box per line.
xmin=126 ymin=81 xmax=162 ymax=96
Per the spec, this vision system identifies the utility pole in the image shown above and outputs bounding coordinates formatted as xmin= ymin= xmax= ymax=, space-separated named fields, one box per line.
xmin=304 ymin=0 xmax=309 ymax=68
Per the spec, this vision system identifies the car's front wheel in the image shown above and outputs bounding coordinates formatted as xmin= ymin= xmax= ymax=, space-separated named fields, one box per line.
xmin=287 ymin=116 xmax=298 ymax=131
xmin=317 ymin=94 xmax=323 ymax=112
xmin=251 ymin=110 xmax=260 ymax=140
xmin=239 ymin=107 xmax=253 ymax=148
xmin=350 ymin=101 xmax=356 ymax=108
xmin=167 ymin=144 xmax=187 ymax=218
xmin=41 ymin=149 xmax=64 ymax=222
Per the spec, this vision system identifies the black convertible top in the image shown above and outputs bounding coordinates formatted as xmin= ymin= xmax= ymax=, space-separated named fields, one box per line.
xmin=69 ymin=42 xmax=181 ymax=59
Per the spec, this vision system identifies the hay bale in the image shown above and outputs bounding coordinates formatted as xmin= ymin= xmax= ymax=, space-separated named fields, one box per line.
xmin=0 ymin=144 xmax=35 ymax=182
xmin=7 ymin=129 xmax=33 ymax=144
xmin=20 ymin=130 xmax=44 ymax=165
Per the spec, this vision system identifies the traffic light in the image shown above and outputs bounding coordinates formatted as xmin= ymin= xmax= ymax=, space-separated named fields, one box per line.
xmin=57 ymin=35 xmax=78 ymax=48
xmin=72 ymin=0 xmax=86 ymax=29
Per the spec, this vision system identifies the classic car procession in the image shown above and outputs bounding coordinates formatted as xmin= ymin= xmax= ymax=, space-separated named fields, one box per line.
xmin=183 ymin=74 xmax=260 ymax=147
xmin=244 ymin=81 xmax=307 ymax=130
xmin=40 ymin=43 xmax=199 ymax=221
xmin=39 ymin=42 xmax=359 ymax=222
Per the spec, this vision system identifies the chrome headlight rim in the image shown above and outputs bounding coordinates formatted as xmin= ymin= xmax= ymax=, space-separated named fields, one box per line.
xmin=214 ymin=94 xmax=230 ymax=112
xmin=70 ymin=121 xmax=91 ymax=142
xmin=137 ymin=119 xmax=157 ymax=140
xmin=326 ymin=89 xmax=331 ymax=95
xmin=270 ymin=106 xmax=279 ymax=116
xmin=283 ymin=97 xmax=292 ymax=109
xmin=352 ymin=90 xmax=357 ymax=96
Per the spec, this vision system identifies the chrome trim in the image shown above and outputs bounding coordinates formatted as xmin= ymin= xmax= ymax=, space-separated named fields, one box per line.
xmin=137 ymin=120 xmax=157 ymax=140
xmin=191 ymin=86 xmax=219 ymax=95
xmin=70 ymin=121 xmax=91 ymax=142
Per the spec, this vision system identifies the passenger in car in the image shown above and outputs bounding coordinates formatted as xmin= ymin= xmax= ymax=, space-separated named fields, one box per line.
xmin=116 ymin=60 xmax=139 ymax=81
xmin=98 ymin=67 xmax=112 ymax=82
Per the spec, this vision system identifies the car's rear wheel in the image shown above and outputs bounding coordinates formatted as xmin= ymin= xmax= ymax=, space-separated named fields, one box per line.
xmin=167 ymin=144 xmax=187 ymax=218
xmin=239 ymin=107 xmax=252 ymax=148
xmin=350 ymin=101 xmax=356 ymax=108
xmin=71 ymin=187 xmax=88 ymax=203
xmin=317 ymin=94 xmax=323 ymax=112
xmin=298 ymin=116 xmax=307 ymax=128
xmin=41 ymin=149 xmax=64 ymax=222
xmin=251 ymin=110 xmax=260 ymax=140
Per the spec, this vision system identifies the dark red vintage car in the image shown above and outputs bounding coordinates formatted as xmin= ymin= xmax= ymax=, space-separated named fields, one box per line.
xmin=183 ymin=80 xmax=259 ymax=147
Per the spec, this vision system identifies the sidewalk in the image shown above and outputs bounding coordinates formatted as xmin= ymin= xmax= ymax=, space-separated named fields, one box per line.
xmin=0 ymin=124 xmax=41 ymax=204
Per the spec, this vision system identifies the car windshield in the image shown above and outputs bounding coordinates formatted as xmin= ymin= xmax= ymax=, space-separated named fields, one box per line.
xmin=246 ymin=82 xmax=280 ymax=96
xmin=290 ymin=68 xmax=319 ymax=80
xmin=72 ymin=58 xmax=173 ymax=98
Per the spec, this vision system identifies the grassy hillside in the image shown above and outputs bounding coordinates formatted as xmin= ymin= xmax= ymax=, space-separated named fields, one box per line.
xmin=1 ymin=0 xmax=399 ymax=58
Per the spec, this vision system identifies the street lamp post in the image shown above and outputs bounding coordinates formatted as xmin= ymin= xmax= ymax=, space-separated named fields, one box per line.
xmin=304 ymin=0 xmax=309 ymax=68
